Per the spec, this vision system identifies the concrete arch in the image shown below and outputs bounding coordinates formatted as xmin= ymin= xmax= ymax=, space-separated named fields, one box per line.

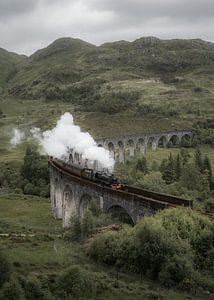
xmin=181 ymin=132 xmax=191 ymax=139
xmin=62 ymin=185 xmax=76 ymax=227
xmin=136 ymin=138 xmax=146 ymax=154
xmin=107 ymin=205 xmax=134 ymax=224
xmin=127 ymin=139 xmax=135 ymax=157
xmin=108 ymin=142 xmax=115 ymax=159
xmin=147 ymin=137 xmax=157 ymax=151
xmin=117 ymin=141 xmax=125 ymax=163
xmin=97 ymin=144 xmax=103 ymax=147
xmin=168 ymin=134 xmax=180 ymax=147
xmin=181 ymin=133 xmax=191 ymax=147
xmin=158 ymin=136 xmax=167 ymax=148
xmin=79 ymin=194 xmax=92 ymax=217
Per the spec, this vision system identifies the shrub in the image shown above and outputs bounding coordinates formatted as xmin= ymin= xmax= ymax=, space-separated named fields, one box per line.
xmin=56 ymin=266 xmax=87 ymax=299
xmin=158 ymin=255 xmax=195 ymax=288
xmin=0 ymin=252 xmax=13 ymax=288
xmin=21 ymin=276 xmax=44 ymax=300
xmin=130 ymin=218 xmax=191 ymax=278
xmin=81 ymin=210 xmax=95 ymax=238
xmin=136 ymin=157 xmax=148 ymax=174
xmin=64 ymin=214 xmax=81 ymax=242
xmin=204 ymin=198 xmax=214 ymax=213
xmin=0 ymin=277 xmax=25 ymax=300
xmin=88 ymin=231 xmax=119 ymax=265
xmin=137 ymin=172 xmax=167 ymax=193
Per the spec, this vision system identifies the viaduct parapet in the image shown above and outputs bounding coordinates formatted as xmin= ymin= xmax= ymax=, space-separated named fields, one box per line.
xmin=96 ymin=130 xmax=192 ymax=163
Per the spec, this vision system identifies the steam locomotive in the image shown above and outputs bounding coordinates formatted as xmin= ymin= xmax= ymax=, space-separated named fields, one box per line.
xmin=51 ymin=158 xmax=126 ymax=190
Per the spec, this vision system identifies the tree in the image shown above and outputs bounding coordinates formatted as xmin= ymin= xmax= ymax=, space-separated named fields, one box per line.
xmin=64 ymin=214 xmax=82 ymax=242
xmin=159 ymin=255 xmax=195 ymax=288
xmin=180 ymin=149 xmax=190 ymax=165
xmin=174 ymin=154 xmax=182 ymax=181
xmin=161 ymin=154 xmax=176 ymax=184
xmin=21 ymin=276 xmax=44 ymax=300
xmin=203 ymin=155 xmax=213 ymax=188
xmin=138 ymin=172 xmax=166 ymax=193
xmin=81 ymin=210 xmax=95 ymax=238
xmin=180 ymin=164 xmax=201 ymax=191
xmin=194 ymin=147 xmax=203 ymax=172
xmin=0 ymin=252 xmax=13 ymax=288
xmin=151 ymin=160 xmax=159 ymax=171
xmin=21 ymin=146 xmax=49 ymax=197
xmin=56 ymin=266 xmax=85 ymax=299
xmin=0 ymin=277 xmax=25 ymax=300
xmin=136 ymin=157 xmax=148 ymax=175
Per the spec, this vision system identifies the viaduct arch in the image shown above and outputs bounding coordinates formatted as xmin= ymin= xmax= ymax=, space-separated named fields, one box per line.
xmin=96 ymin=130 xmax=192 ymax=163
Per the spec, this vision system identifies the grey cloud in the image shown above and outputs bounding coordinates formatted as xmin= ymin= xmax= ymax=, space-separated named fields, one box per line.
xmin=0 ymin=0 xmax=38 ymax=20
xmin=0 ymin=0 xmax=214 ymax=55
xmin=88 ymin=0 xmax=214 ymax=21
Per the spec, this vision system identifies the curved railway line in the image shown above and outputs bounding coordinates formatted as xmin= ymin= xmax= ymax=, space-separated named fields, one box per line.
xmin=49 ymin=159 xmax=214 ymax=221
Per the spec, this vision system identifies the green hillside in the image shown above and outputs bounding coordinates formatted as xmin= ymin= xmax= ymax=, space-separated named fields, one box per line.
xmin=0 ymin=48 xmax=26 ymax=92
xmin=0 ymin=36 xmax=214 ymax=138
xmin=5 ymin=37 xmax=214 ymax=119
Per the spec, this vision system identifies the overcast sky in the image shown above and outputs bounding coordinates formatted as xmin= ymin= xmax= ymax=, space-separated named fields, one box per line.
xmin=1 ymin=0 xmax=214 ymax=55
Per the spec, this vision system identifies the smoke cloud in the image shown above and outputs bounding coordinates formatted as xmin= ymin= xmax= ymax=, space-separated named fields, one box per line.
xmin=31 ymin=113 xmax=115 ymax=170
xmin=10 ymin=128 xmax=25 ymax=146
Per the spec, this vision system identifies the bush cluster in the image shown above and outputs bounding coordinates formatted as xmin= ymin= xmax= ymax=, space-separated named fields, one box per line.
xmin=0 ymin=146 xmax=49 ymax=197
xmin=0 ymin=251 xmax=110 ymax=300
xmin=88 ymin=208 xmax=214 ymax=292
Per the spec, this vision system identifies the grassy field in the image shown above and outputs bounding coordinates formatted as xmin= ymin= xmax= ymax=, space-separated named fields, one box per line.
xmin=0 ymin=194 xmax=208 ymax=299
xmin=0 ymin=194 xmax=61 ymax=234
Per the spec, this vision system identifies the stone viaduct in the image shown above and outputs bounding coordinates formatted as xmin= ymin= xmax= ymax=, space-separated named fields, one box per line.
xmin=49 ymin=160 xmax=178 ymax=227
xmin=49 ymin=130 xmax=192 ymax=227
xmin=96 ymin=130 xmax=192 ymax=163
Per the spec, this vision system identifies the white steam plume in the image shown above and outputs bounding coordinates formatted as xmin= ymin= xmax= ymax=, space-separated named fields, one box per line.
xmin=31 ymin=113 xmax=115 ymax=170
xmin=10 ymin=128 xmax=25 ymax=146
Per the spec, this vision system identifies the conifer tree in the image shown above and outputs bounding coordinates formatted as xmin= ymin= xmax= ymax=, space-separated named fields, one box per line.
xmin=174 ymin=154 xmax=182 ymax=181
xmin=203 ymin=155 xmax=213 ymax=189
xmin=180 ymin=149 xmax=190 ymax=165
xmin=194 ymin=147 xmax=203 ymax=172
xmin=162 ymin=153 xmax=176 ymax=184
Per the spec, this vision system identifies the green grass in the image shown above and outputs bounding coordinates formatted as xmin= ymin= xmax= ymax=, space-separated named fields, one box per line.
xmin=0 ymin=194 xmax=62 ymax=233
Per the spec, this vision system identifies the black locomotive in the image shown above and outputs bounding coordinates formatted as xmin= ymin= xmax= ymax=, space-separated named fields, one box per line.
xmin=51 ymin=158 xmax=125 ymax=190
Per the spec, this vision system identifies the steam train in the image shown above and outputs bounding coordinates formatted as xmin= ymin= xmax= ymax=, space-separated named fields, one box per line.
xmin=51 ymin=158 xmax=126 ymax=190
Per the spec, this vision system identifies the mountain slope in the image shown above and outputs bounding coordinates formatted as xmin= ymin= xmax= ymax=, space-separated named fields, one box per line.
xmin=0 ymin=48 xmax=26 ymax=92
xmin=5 ymin=36 xmax=214 ymax=116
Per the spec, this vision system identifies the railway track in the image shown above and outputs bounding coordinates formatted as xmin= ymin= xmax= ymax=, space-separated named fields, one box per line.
xmin=49 ymin=159 xmax=214 ymax=220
